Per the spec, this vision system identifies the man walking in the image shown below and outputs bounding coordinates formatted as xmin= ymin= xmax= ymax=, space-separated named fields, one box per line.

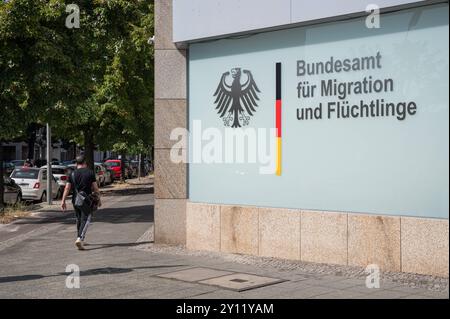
xmin=61 ymin=155 xmax=101 ymax=250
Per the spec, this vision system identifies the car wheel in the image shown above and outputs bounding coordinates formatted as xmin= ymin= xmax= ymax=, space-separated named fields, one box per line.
xmin=40 ymin=191 xmax=47 ymax=203
xmin=15 ymin=193 xmax=22 ymax=205
xmin=56 ymin=188 xmax=62 ymax=199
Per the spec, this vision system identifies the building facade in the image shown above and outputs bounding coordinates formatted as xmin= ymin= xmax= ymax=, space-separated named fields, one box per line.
xmin=154 ymin=0 xmax=449 ymax=277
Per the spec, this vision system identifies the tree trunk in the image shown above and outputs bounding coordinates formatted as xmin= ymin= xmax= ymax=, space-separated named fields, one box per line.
xmin=120 ymin=153 xmax=126 ymax=182
xmin=26 ymin=123 xmax=38 ymax=160
xmin=83 ymin=130 xmax=95 ymax=171
xmin=72 ymin=142 xmax=77 ymax=159
xmin=150 ymin=145 xmax=154 ymax=172
xmin=139 ymin=153 xmax=145 ymax=177
xmin=0 ymin=142 xmax=5 ymax=209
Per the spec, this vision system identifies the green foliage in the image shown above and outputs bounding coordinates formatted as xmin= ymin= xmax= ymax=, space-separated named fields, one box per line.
xmin=0 ymin=0 xmax=154 ymax=156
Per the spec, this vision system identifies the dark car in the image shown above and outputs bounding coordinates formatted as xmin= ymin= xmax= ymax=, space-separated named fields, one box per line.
xmin=61 ymin=160 xmax=76 ymax=166
xmin=3 ymin=162 xmax=15 ymax=176
xmin=34 ymin=159 xmax=47 ymax=168
xmin=3 ymin=176 xmax=22 ymax=205
xmin=129 ymin=161 xmax=139 ymax=178
xmin=124 ymin=161 xmax=135 ymax=179
xmin=9 ymin=160 xmax=25 ymax=168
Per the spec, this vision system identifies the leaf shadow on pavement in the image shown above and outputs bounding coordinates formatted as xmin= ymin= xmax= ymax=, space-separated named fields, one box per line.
xmin=82 ymin=241 xmax=154 ymax=251
xmin=101 ymin=187 xmax=154 ymax=196
xmin=0 ymin=265 xmax=187 ymax=284
xmin=10 ymin=205 xmax=154 ymax=226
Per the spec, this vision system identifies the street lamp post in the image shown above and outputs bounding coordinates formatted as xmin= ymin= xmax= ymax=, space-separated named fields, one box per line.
xmin=46 ymin=123 xmax=52 ymax=205
xmin=138 ymin=153 xmax=141 ymax=180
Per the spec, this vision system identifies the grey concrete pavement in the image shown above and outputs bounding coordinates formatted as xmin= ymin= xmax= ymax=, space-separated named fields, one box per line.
xmin=0 ymin=182 xmax=448 ymax=299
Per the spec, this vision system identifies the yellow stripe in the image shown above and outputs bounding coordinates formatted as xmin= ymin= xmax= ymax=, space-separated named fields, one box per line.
xmin=276 ymin=137 xmax=282 ymax=176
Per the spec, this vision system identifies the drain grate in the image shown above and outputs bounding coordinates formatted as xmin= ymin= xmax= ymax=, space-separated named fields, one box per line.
xmin=156 ymin=267 xmax=286 ymax=292
xmin=230 ymin=279 xmax=248 ymax=283
xmin=199 ymin=273 xmax=285 ymax=292
xmin=156 ymin=267 xmax=233 ymax=282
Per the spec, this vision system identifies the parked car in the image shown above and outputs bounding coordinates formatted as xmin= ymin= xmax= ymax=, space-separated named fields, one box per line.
xmin=104 ymin=159 xmax=123 ymax=180
xmin=40 ymin=165 xmax=69 ymax=194
xmin=94 ymin=163 xmax=106 ymax=187
xmin=61 ymin=159 xmax=76 ymax=166
xmin=9 ymin=160 xmax=25 ymax=168
xmin=10 ymin=167 xmax=60 ymax=202
xmin=95 ymin=163 xmax=113 ymax=185
xmin=3 ymin=176 xmax=22 ymax=205
xmin=130 ymin=161 xmax=139 ymax=178
xmin=66 ymin=164 xmax=75 ymax=172
xmin=3 ymin=162 xmax=15 ymax=176
xmin=105 ymin=167 xmax=115 ymax=183
xmin=144 ymin=159 xmax=152 ymax=175
xmin=123 ymin=160 xmax=135 ymax=179
xmin=32 ymin=159 xmax=60 ymax=167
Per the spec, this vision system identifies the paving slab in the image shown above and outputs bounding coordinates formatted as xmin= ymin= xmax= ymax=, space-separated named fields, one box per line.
xmin=157 ymin=267 xmax=233 ymax=282
xmin=199 ymin=273 xmax=285 ymax=292
xmin=278 ymin=286 xmax=339 ymax=299
xmin=0 ymin=185 xmax=448 ymax=300
xmin=310 ymin=290 xmax=367 ymax=299
xmin=190 ymin=289 xmax=246 ymax=299
xmin=355 ymin=289 xmax=414 ymax=299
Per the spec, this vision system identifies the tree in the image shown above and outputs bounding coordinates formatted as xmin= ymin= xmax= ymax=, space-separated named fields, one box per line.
xmin=95 ymin=2 xmax=154 ymax=155
xmin=0 ymin=0 xmax=88 ymax=206
xmin=0 ymin=0 xmax=154 ymax=206
xmin=54 ymin=0 xmax=154 ymax=171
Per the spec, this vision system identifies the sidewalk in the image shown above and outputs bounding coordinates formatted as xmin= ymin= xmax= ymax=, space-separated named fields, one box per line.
xmin=0 ymin=187 xmax=447 ymax=299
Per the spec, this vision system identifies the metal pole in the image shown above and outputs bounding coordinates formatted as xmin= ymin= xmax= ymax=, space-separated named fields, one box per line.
xmin=138 ymin=153 xmax=141 ymax=180
xmin=46 ymin=123 xmax=52 ymax=205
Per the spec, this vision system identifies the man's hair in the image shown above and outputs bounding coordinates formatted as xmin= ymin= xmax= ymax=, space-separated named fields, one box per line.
xmin=76 ymin=155 xmax=86 ymax=165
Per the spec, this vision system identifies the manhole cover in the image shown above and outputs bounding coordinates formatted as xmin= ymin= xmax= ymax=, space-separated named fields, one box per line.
xmin=157 ymin=267 xmax=233 ymax=282
xmin=230 ymin=279 xmax=248 ymax=283
xmin=199 ymin=273 xmax=285 ymax=291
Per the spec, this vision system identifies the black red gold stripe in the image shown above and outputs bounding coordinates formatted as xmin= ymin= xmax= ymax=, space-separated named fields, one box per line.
xmin=276 ymin=62 xmax=282 ymax=176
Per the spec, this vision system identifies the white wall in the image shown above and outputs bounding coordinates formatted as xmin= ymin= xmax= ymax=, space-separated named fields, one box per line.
xmin=173 ymin=0 xmax=430 ymax=42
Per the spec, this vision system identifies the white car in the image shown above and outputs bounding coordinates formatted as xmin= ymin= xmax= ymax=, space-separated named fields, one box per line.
xmin=10 ymin=167 xmax=60 ymax=202
xmin=95 ymin=163 xmax=112 ymax=186
xmin=41 ymin=165 xmax=69 ymax=193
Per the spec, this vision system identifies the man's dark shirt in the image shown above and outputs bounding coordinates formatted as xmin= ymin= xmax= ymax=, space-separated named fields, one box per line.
xmin=69 ymin=167 xmax=96 ymax=203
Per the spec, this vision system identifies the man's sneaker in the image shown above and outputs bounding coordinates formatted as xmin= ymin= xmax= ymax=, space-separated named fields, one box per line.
xmin=75 ymin=238 xmax=85 ymax=250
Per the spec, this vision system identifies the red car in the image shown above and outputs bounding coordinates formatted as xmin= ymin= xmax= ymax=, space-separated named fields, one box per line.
xmin=104 ymin=160 xmax=123 ymax=179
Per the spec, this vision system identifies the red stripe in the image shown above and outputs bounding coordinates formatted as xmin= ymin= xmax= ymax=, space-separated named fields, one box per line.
xmin=276 ymin=99 xmax=282 ymax=137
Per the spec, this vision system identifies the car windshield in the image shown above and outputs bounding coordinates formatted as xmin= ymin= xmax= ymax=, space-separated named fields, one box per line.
xmin=11 ymin=169 xmax=40 ymax=179
xmin=52 ymin=168 xmax=66 ymax=175
xmin=105 ymin=162 xmax=120 ymax=167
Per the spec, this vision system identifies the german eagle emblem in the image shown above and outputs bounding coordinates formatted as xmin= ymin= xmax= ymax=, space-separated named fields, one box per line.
xmin=213 ymin=68 xmax=261 ymax=128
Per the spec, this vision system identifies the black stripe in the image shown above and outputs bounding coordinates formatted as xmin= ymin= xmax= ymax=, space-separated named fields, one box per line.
xmin=276 ymin=62 xmax=282 ymax=100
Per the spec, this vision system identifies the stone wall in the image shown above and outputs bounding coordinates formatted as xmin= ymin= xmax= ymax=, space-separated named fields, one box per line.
xmin=154 ymin=0 xmax=187 ymax=244
xmin=186 ymin=202 xmax=449 ymax=277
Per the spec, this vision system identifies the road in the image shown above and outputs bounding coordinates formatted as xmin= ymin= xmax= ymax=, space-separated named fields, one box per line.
xmin=0 ymin=182 xmax=156 ymax=298
xmin=0 ymin=181 xmax=447 ymax=299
